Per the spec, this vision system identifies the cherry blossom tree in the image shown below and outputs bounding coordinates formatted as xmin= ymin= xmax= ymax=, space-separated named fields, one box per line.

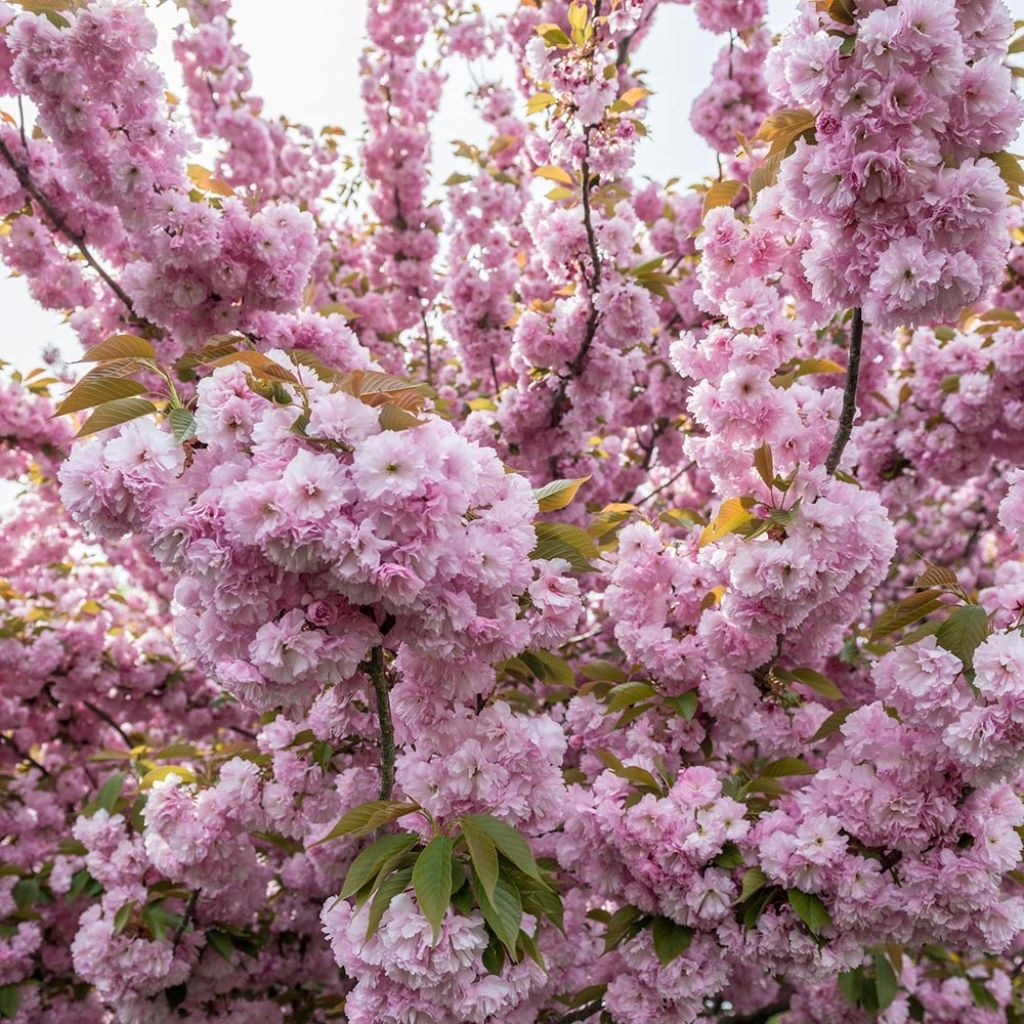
xmin=1 ymin=0 xmax=1024 ymax=1022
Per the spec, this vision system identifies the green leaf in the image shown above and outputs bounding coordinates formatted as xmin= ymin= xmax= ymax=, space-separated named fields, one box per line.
xmin=0 ymin=985 xmax=20 ymax=1021
xmin=650 ymin=916 xmax=694 ymax=965
xmin=458 ymin=816 xmax=543 ymax=881
xmin=534 ymin=476 xmax=590 ymax=513
xmin=788 ymin=668 xmax=844 ymax=702
xmin=12 ymin=878 xmax=40 ymax=911
xmin=80 ymin=334 xmax=157 ymax=363
xmin=474 ymin=868 xmax=523 ymax=956
xmin=169 ymin=407 xmax=196 ymax=443
xmin=741 ymin=886 xmax=777 ymax=930
xmin=612 ymin=764 xmax=662 ymax=791
xmin=460 ymin=819 xmax=499 ymax=901
xmin=506 ymin=864 xmax=564 ymax=932
xmin=516 ymin=927 xmax=545 ymax=969
xmin=531 ymin=522 xmax=598 ymax=572
xmin=874 ymin=952 xmax=898 ymax=1011
xmin=341 ymin=833 xmax=419 ymax=899
xmin=838 ymin=967 xmax=864 ymax=1006
xmin=56 ymin=374 xmax=148 ymax=416
xmin=968 ymin=977 xmax=999 ymax=1011
xmin=787 ymin=889 xmax=831 ymax=937
xmin=664 ymin=690 xmax=698 ymax=720
xmin=713 ymin=842 xmax=743 ymax=869
xmin=761 ymin=757 xmax=815 ymax=778
xmin=603 ymin=904 xmax=646 ymax=951
xmin=206 ymin=930 xmax=234 ymax=963
xmin=96 ymin=770 xmax=126 ymax=814
xmin=605 ymin=680 xmax=657 ymax=713
xmin=113 ymin=899 xmax=136 ymax=935
xmin=529 ymin=649 xmax=576 ymax=687
xmin=935 ymin=604 xmax=989 ymax=671
xmin=412 ymin=836 xmax=453 ymax=944
xmin=810 ymin=708 xmax=853 ymax=742
xmin=481 ymin=930 xmax=506 ymax=974
xmin=365 ymin=867 xmax=413 ymax=940
xmin=142 ymin=902 xmax=169 ymax=942
xmin=746 ymin=776 xmax=788 ymax=796
xmin=870 ymin=589 xmax=946 ymax=640
xmin=736 ymin=867 xmax=767 ymax=904
xmin=66 ymin=868 xmax=94 ymax=903
xmin=313 ymin=800 xmax=420 ymax=844
xmin=580 ymin=660 xmax=627 ymax=683
xmin=76 ymin=398 xmax=158 ymax=439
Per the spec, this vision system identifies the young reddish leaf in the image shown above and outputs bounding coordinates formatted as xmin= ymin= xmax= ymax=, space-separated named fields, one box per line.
xmin=80 ymin=334 xmax=156 ymax=363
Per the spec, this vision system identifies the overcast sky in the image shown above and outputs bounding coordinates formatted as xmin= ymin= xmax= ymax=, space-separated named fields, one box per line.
xmin=0 ymin=0 xmax=797 ymax=373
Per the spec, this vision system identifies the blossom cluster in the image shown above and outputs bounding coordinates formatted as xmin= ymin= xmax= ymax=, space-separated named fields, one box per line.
xmin=0 ymin=0 xmax=1021 ymax=1022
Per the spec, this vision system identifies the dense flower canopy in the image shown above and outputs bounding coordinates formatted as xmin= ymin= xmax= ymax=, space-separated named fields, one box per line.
xmin=0 ymin=0 xmax=1023 ymax=1023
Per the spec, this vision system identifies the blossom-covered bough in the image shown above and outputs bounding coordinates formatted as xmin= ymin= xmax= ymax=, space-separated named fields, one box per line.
xmin=1 ymin=0 xmax=1023 ymax=1021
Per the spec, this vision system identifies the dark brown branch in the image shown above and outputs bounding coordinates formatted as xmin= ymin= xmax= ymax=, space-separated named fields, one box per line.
xmin=369 ymin=646 xmax=395 ymax=800
xmin=0 ymin=136 xmax=148 ymax=326
xmin=824 ymin=307 xmax=864 ymax=476
xmin=549 ymin=131 xmax=602 ymax=431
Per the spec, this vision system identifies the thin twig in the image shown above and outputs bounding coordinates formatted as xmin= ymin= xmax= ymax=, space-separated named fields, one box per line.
xmin=420 ymin=308 xmax=433 ymax=386
xmin=173 ymin=888 xmax=200 ymax=950
xmin=0 ymin=136 xmax=148 ymax=326
xmin=633 ymin=460 xmax=696 ymax=507
xmin=0 ymin=733 xmax=52 ymax=779
xmin=824 ymin=308 xmax=864 ymax=476
xmin=84 ymin=701 xmax=133 ymax=748
xmin=16 ymin=96 xmax=28 ymax=154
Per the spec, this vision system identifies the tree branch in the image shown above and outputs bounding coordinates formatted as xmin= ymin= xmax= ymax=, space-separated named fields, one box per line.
xmin=173 ymin=888 xmax=200 ymax=950
xmin=722 ymin=999 xmax=790 ymax=1024
xmin=84 ymin=701 xmax=133 ymax=748
xmin=632 ymin=459 xmax=696 ymax=507
xmin=549 ymin=130 xmax=602 ymax=433
xmin=420 ymin=307 xmax=433 ymax=386
xmin=368 ymin=645 xmax=395 ymax=800
xmin=0 ymin=732 xmax=52 ymax=779
xmin=824 ymin=307 xmax=864 ymax=476
xmin=0 ymin=136 xmax=149 ymax=328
